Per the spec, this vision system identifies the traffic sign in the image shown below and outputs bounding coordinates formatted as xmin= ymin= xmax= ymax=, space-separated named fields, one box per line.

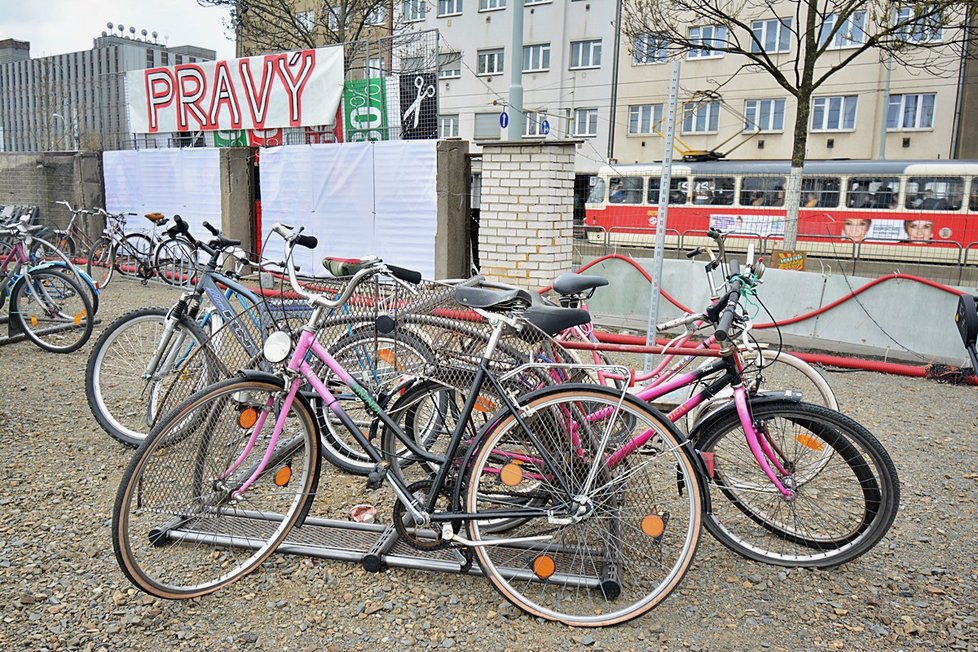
xmin=499 ymin=111 xmax=509 ymax=128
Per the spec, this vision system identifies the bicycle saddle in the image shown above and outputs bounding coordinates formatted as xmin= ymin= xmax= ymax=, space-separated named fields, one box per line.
xmin=455 ymin=285 xmax=534 ymax=311
xmin=145 ymin=212 xmax=168 ymax=224
xmin=521 ymin=304 xmax=591 ymax=336
xmin=552 ymin=273 xmax=609 ymax=296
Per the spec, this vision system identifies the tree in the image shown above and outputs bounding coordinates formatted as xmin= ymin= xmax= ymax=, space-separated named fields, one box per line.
xmin=621 ymin=0 xmax=978 ymax=248
xmin=197 ymin=0 xmax=392 ymax=60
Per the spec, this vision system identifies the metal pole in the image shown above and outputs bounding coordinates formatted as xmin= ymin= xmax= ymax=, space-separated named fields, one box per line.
xmin=644 ymin=59 xmax=681 ymax=372
xmin=507 ymin=0 xmax=526 ymax=140
xmin=878 ymin=54 xmax=892 ymax=160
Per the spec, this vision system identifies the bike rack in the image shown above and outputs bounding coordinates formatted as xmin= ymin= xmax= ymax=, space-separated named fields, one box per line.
xmin=0 ymin=313 xmax=98 ymax=347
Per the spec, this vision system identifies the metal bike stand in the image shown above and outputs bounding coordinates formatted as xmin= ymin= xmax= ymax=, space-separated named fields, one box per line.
xmin=0 ymin=313 xmax=99 ymax=347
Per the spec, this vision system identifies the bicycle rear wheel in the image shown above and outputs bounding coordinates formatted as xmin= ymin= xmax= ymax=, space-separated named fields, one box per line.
xmin=118 ymin=233 xmax=153 ymax=279
xmin=154 ymin=237 xmax=198 ymax=286
xmin=10 ymin=267 xmax=94 ymax=353
xmin=113 ymin=377 xmax=321 ymax=599
xmin=694 ymin=400 xmax=899 ymax=568
xmin=86 ymin=237 xmax=115 ymax=289
xmin=465 ymin=385 xmax=704 ymax=627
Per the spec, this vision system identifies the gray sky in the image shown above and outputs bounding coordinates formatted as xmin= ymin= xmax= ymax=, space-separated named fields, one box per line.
xmin=3 ymin=0 xmax=235 ymax=60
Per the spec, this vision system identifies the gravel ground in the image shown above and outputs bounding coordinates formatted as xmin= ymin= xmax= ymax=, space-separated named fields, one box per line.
xmin=0 ymin=277 xmax=976 ymax=651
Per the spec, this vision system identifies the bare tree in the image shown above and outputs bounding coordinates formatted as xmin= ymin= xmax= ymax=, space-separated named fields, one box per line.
xmin=622 ymin=0 xmax=978 ymax=248
xmin=197 ymin=0 xmax=393 ymax=60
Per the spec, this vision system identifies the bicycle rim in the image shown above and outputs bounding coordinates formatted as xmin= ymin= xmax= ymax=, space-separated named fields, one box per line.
xmin=155 ymin=238 xmax=198 ymax=287
xmin=113 ymin=378 xmax=320 ymax=599
xmin=466 ymin=387 xmax=703 ymax=626
xmin=86 ymin=238 xmax=115 ymax=289
xmin=12 ymin=268 xmax=93 ymax=353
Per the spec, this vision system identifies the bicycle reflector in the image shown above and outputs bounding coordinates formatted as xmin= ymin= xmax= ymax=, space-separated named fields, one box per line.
xmin=263 ymin=331 xmax=292 ymax=364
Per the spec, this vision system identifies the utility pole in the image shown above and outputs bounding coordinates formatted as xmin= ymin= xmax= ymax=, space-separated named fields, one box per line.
xmin=506 ymin=0 xmax=525 ymax=140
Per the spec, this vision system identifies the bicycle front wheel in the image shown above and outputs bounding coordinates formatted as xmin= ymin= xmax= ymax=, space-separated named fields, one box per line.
xmin=86 ymin=237 xmax=115 ymax=289
xmin=695 ymin=400 xmax=899 ymax=568
xmin=465 ymin=386 xmax=704 ymax=627
xmin=153 ymin=237 xmax=198 ymax=287
xmin=113 ymin=377 xmax=321 ymax=599
xmin=10 ymin=267 xmax=94 ymax=353
xmin=118 ymin=232 xmax=153 ymax=278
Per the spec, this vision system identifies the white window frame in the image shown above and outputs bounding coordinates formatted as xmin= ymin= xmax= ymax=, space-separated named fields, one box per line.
xmin=438 ymin=0 xmax=463 ymax=17
xmin=896 ymin=7 xmax=944 ymax=43
xmin=886 ymin=93 xmax=936 ymax=130
xmin=403 ymin=0 xmax=426 ymax=22
xmin=573 ymin=107 xmax=598 ymax=137
xmin=523 ymin=110 xmax=547 ymax=137
xmin=526 ymin=0 xmax=551 ymax=4
xmin=522 ymin=43 xmax=551 ymax=72
xmin=750 ymin=18 xmax=792 ymax=53
xmin=438 ymin=52 xmax=462 ymax=79
xmin=474 ymin=112 xmax=500 ymax=139
xmin=628 ymin=104 xmax=663 ymax=135
xmin=296 ymin=10 xmax=315 ymax=31
xmin=821 ymin=12 xmax=867 ymax=49
xmin=743 ymin=98 xmax=786 ymax=133
xmin=480 ymin=0 xmax=506 ymax=10
xmin=687 ymin=25 xmax=727 ymax=59
xmin=477 ymin=48 xmax=505 ymax=75
xmin=681 ymin=101 xmax=720 ymax=134
xmin=633 ymin=33 xmax=667 ymax=64
xmin=365 ymin=5 xmax=387 ymax=25
xmin=810 ymin=95 xmax=858 ymax=131
xmin=367 ymin=57 xmax=385 ymax=77
xmin=570 ymin=40 xmax=601 ymax=69
xmin=439 ymin=114 xmax=460 ymax=138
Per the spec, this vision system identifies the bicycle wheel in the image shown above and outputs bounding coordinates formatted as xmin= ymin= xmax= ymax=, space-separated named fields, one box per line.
xmin=53 ymin=232 xmax=77 ymax=258
xmin=113 ymin=377 xmax=321 ymax=599
xmin=694 ymin=400 xmax=899 ymax=568
xmin=86 ymin=237 xmax=115 ymax=289
xmin=10 ymin=267 xmax=94 ymax=353
xmin=153 ymin=237 xmax=198 ymax=287
xmin=86 ymin=307 xmax=212 ymax=447
xmin=315 ymin=328 xmax=434 ymax=475
xmin=465 ymin=385 xmax=704 ymax=627
xmin=118 ymin=233 xmax=153 ymax=279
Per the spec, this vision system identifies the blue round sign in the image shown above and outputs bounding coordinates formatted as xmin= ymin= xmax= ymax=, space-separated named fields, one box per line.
xmin=499 ymin=111 xmax=509 ymax=128
xmin=541 ymin=119 xmax=550 ymax=135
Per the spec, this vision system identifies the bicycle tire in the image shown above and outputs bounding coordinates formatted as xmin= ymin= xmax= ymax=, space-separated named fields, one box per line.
xmin=53 ymin=232 xmax=78 ymax=258
xmin=86 ymin=237 xmax=115 ymax=289
xmin=10 ymin=267 xmax=94 ymax=353
xmin=118 ymin=232 xmax=153 ymax=279
xmin=465 ymin=385 xmax=704 ymax=627
xmin=113 ymin=376 xmax=321 ymax=599
xmin=314 ymin=327 xmax=434 ymax=475
xmin=86 ymin=307 xmax=213 ymax=447
xmin=153 ymin=237 xmax=198 ymax=287
xmin=694 ymin=400 xmax=899 ymax=568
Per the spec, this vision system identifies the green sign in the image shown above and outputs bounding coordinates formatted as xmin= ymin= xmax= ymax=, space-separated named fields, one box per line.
xmin=212 ymin=130 xmax=248 ymax=147
xmin=344 ymin=78 xmax=388 ymax=142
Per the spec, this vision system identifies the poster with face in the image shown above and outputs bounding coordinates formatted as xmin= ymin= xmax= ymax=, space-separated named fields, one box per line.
xmin=398 ymin=72 xmax=438 ymax=140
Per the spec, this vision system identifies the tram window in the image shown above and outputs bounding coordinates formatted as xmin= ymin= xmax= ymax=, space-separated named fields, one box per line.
xmin=970 ymin=179 xmax=978 ymax=211
xmin=588 ymin=177 xmax=607 ymax=203
xmin=648 ymin=177 xmax=688 ymax=204
xmin=906 ymin=176 xmax=964 ymax=211
xmin=608 ymin=176 xmax=644 ymax=204
xmin=801 ymin=176 xmax=840 ymax=208
xmin=740 ymin=176 xmax=786 ymax=206
xmin=847 ymin=177 xmax=899 ymax=209
xmin=692 ymin=176 xmax=735 ymax=205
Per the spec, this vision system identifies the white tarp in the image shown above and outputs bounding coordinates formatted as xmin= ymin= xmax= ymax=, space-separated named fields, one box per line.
xmin=127 ymin=47 xmax=344 ymax=134
xmin=258 ymin=141 xmax=437 ymax=278
xmin=103 ymin=149 xmax=221 ymax=241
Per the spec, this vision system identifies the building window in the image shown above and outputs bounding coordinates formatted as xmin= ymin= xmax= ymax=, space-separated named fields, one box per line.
xmin=368 ymin=57 xmax=385 ymax=77
xmin=365 ymin=5 xmax=387 ymax=25
xmin=821 ymin=12 xmax=867 ymax=48
xmin=569 ymin=40 xmax=601 ymax=69
xmin=744 ymin=98 xmax=786 ymax=132
xmin=146 ymin=49 xmax=155 ymax=67
xmin=161 ymin=51 xmax=169 ymax=65
xmin=750 ymin=18 xmax=792 ymax=53
xmin=574 ymin=107 xmax=598 ymax=136
xmin=480 ymin=0 xmax=505 ymax=10
xmin=682 ymin=101 xmax=720 ymax=133
xmin=526 ymin=0 xmax=550 ymax=4
xmin=439 ymin=114 xmax=459 ymax=138
xmin=524 ymin=110 xmax=547 ymax=137
xmin=477 ymin=48 xmax=504 ymax=75
xmin=886 ymin=93 xmax=935 ymax=130
xmin=438 ymin=52 xmax=462 ymax=79
xmin=403 ymin=0 xmax=426 ymax=22
xmin=896 ymin=7 xmax=944 ymax=43
xmin=522 ymin=43 xmax=550 ymax=72
xmin=811 ymin=95 xmax=857 ymax=131
xmin=628 ymin=104 xmax=663 ymax=135
xmin=474 ymin=112 xmax=500 ymax=139
xmin=175 ymin=54 xmax=183 ymax=65
xmin=296 ymin=9 xmax=315 ymax=30
xmin=438 ymin=0 xmax=462 ymax=16
xmin=687 ymin=25 xmax=726 ymax=59
xmin=401 ymin=56 xmax=424 ymax=72
xmin=633 ymin=33 xmax=667 ymax=64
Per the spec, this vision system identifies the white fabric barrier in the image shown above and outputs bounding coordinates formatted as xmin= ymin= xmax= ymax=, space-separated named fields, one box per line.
xmin=258 ymin=141 xmax=437 ymax=278
xmin=103 ymin=149 xmax=222 ymax=242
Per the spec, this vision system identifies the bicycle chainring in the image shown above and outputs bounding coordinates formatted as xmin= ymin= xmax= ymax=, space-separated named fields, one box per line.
xmin=392 ymin=479 xmax=456 ymax=551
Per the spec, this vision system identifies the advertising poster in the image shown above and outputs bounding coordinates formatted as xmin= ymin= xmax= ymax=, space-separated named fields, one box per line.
xmin=344 ymin=78 xmax=389 ymax=141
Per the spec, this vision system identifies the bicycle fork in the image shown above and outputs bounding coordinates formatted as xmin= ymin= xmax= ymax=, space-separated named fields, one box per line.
xmin=732 ymin=386 xmax=794 ymax=499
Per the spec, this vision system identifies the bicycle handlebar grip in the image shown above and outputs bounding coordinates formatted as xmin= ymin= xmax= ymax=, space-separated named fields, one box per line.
xmin=386 ymin=264 xmax=422 ymax=285
xmin=728 ymin=259 xmax=741 ymax=276
xmin=202 ymin=221 xmax=219 ymax=236
xmin=295 ymin=233 xmax=318 ymax=249
xmin=707 ymin=228 xmax=722 ymax=240
xmin=715 ymin=281 xmax=742 ymax=342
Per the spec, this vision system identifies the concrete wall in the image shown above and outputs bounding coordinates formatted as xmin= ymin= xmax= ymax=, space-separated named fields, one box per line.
xmin=219 ymin=147 xmax=255 ymax=254
xmin=581 ymin=255 xmax=973 ymax=365
xmin=435 ymin=140 xmax=470 ymax=279
xmin=0 ymin=151 xmax=103 ymax=232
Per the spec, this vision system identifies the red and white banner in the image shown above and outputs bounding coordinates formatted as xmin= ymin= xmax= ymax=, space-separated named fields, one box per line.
xmin=127 ymin=46 xmax=344 ymax=134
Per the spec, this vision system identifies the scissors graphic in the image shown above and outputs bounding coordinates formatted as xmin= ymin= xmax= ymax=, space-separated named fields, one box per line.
xmin=403 ymin=75 xmax=436 ymax=129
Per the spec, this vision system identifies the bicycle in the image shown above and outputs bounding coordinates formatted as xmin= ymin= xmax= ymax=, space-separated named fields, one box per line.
xmin=51 ymin=200 xmax=97 ymax=259
xmin=0 ymin=215 xmax=94 ymax=353
xmin=113 ymin=223 xmax=706 ymax=627
xmin=86 ymin=210 xmax=197 ymax=289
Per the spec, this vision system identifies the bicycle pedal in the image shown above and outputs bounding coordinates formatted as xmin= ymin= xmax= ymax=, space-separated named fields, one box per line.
xmin=366 ymin=465 xmax=388 ymax=490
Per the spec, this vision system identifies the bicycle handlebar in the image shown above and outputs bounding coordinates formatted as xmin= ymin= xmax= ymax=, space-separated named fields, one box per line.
xmin=715 ymin=278 xmax=742 ymax=342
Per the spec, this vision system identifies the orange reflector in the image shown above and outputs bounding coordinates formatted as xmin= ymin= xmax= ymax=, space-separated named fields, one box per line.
xmin=274 ymin=466 xmax=293 ymax=487
xmin=474 ymin=396 xmax=497 ymax=413
xmin=795 ymin=433 xmax=824 ymax=452
xmin=377 ymin=348 xmax=401 ymax=370
xmin=31 ymin=315 xmax=38 ymax=327
xmin=499 ymin=462 xmax=524 ymax=487
xmin=238 ymin=407 xmax=259 ymax=429
xmin=73 ymin=312 xmax=85 ymax=326
xmin=641 ymin=514 xmax=666 ymax=538
xmin=532 ymin=554 xmax=556 ymax=580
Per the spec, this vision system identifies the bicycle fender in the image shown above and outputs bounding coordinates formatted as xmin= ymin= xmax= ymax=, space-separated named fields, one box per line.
xmin=687 ymin=390 xmax=804 ymax=442
xmin=30 ymin=261 xmax=100 ymax=295
xmin=234 ymin=369 xmax=322 ymax=528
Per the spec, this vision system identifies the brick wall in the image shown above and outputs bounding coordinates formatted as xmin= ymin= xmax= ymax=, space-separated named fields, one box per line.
xmin=0 ymin=152 xmax=103 ymax=232
xmin=477 ymin=141 xmax=576 ymax=287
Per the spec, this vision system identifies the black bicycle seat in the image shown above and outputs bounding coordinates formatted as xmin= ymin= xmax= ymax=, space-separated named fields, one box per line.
xmin=455 ymin=285 xmax=534 ymax=311
xmin=521 ymin=304 xmax=591 ymax=336
xmin=552 ymin=273 xmax=609 ymax=296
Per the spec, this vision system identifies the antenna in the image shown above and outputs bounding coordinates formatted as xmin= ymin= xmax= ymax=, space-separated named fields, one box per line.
xmin=140 ymin=29 xmax=148 ymax=41
xmin=129 ymin=26 xmax=136 ymax=36
xmin=117 ymin=24 xmax=125 ymax=35
xmin=151 ymin=31 xmax=158 ymax=43
xmin=106 ymin=22 xmax=114 ymax=30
